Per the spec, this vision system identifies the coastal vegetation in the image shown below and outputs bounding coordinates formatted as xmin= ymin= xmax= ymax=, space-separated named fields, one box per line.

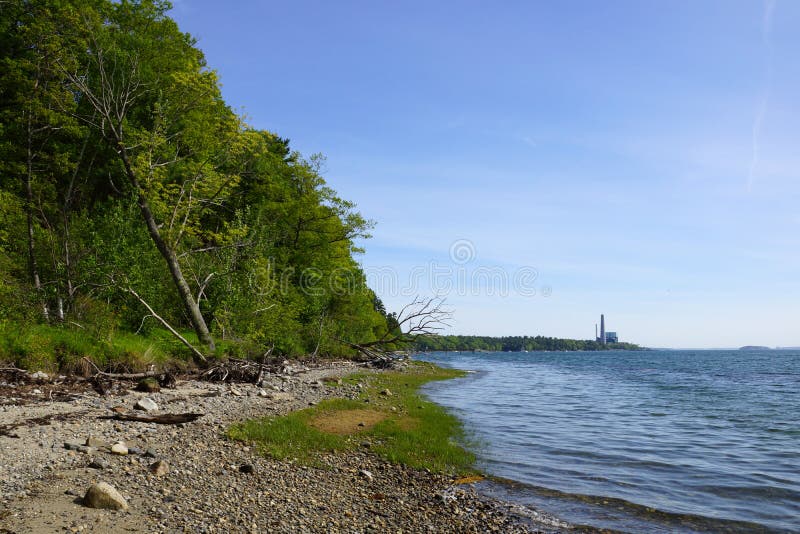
xmin=415 ymin=335 xmax=643 ymax=352
xmin=0 ymin=0 xmax=397 ymax=370
xmin=229 ymin=361 xmax=476 ymax=474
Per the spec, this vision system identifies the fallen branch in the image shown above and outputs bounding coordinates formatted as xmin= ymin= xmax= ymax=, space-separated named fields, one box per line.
xmin=123 ymin=286 xmax=207 ymax=363
xmin=81 ymin=357 xmax=163 ymax=380
xmin=101 ymin=412 xmax=203 ymax=424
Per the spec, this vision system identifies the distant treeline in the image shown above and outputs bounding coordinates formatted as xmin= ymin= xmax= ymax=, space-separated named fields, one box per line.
xmin=415 ymin=335 xmax=644 ymax=352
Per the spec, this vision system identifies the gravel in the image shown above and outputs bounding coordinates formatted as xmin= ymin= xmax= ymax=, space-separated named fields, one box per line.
xmin=0 ymin=362 xmax=569 ymax=533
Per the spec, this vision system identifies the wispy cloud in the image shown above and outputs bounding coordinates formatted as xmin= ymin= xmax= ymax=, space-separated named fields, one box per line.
xmin=748 ymin=0 xmax=777 ymax=191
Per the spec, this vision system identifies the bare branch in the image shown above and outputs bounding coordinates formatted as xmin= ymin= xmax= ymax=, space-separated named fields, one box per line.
xmin=122 ymin=285 xmax=207 ymax=363
xmin=340 ymin=296 xmax=452 ymax=357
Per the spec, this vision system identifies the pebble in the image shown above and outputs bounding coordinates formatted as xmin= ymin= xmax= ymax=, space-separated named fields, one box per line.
xmin=150 ymin=460 xmax=169 ymax=476
xmin=110 ymin=442 xmax=128 ymax=455
xmin=0 ymin=367 xmax=538 ymax=533
xmin=88 ymin=459 xmax=108 ymax=470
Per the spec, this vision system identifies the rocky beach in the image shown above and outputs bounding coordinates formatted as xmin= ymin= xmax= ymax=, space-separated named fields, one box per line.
xmin=0 ymin=362 xmax=569 ymax=533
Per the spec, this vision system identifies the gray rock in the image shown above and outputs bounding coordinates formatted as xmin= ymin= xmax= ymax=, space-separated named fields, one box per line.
xmin=88 ymin=459 xmax=109 ymax=470
xmin=134 ymin=397 xmax=158 ymax=412
xmin=64 ymin=441 xmax=82 ymax=451
xmin=85 ymin=436 xmax=106 ymax=448
xmin=76 ymin=445 xmax=97 ymax=454
xmin=359 ymin=469 xmax=374 ymax=481
xmin=143 ymin=448 xmax=158 ymax=458
xmin=83 ymin=482 xmax=128 ymax=510
xmin=127 ymin=447 xmax=144 ymax=455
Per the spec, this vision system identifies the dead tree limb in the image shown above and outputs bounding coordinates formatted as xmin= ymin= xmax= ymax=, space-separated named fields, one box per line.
xmin=122 ymin=286 xmax=207 ymax=363
xmin=70 ymin=358 xmax=166 ymax=381
xmin=340 ymin=296 xmax=452 ymax=359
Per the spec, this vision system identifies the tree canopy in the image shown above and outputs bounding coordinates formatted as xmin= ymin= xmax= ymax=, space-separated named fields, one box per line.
xmin=0 ymin=0 xmax=392 ymax=367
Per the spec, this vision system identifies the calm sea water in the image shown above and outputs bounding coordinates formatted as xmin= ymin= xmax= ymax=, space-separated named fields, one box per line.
xmin=419 ymin=350 xmax=800 ymax=533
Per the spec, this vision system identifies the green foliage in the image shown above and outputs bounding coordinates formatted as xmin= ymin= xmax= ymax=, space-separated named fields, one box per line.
xmin=228 ymin=362 xmax=475 ymax=474
xmin=0 ymin=0 xmax=388 ymax=366
xmin=0 ymin=322 xmax=188 ymax=373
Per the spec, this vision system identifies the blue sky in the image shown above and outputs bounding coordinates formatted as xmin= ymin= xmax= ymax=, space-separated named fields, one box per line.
xmin=170 ymin=1 xmax=800 ymax=348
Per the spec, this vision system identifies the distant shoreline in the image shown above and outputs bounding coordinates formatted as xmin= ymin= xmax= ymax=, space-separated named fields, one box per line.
xmin=415 ymin=335 xmax=645 ymax=353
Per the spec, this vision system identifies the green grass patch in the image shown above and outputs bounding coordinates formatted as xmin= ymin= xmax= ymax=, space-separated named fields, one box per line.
xmin=0 ymin=322 xmax=196 ymax=373
xmin=228 ymin=361 xmax=477 ymax=474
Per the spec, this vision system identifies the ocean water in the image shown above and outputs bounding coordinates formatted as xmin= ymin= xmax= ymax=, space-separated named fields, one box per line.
xmin=419 ymin=350 xmax=800 ymax=533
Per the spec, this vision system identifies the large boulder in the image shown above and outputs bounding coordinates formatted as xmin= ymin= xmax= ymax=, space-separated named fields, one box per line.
xmin=83 ymin=482 xmax=128 ymax=510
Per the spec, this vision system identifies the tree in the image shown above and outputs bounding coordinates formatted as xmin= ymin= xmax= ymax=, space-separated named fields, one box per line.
xmin=60 ymin=0 xmax=246 ymax=359
xmin=0 ymin=0 xmax=88 ymax=321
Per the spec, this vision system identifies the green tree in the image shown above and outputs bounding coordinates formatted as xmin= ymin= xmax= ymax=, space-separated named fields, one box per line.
xmin=59 ymin=0 xmax=248 ymax=359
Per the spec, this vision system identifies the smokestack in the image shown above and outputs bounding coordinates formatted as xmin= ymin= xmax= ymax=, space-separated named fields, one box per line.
xmin=600 ymin=314 xmax=606 ymax=344
xmin=595 ymin=324 xmax=598 ymax=340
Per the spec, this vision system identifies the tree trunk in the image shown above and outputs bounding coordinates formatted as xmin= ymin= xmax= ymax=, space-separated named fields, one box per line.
xmin=25 ymin=112 xmax=49 ymax=322
xmin=116 ymin=144 xmax=215 ymax=354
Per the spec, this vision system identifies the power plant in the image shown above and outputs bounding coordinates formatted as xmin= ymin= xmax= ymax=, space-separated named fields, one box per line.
xmin=595 ymin=314 xmax=618 ymax=344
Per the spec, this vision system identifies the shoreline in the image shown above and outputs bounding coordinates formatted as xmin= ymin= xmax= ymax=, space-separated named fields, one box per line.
xmin=0 ymin=361 xmax=566 ymax=533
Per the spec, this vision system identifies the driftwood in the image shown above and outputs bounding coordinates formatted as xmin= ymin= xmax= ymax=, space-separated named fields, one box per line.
xmin=80 ymin=357 xmax=176 ymax=390
xmin=200 ymin=354 xmax=302 ymax=383
xmin=101 ymin=412 xmax=203 ymax=424
xmin=0 ymin=366 xmax=29 ymax=374
xmin=96 ymin=370 xmax=163 ymax=380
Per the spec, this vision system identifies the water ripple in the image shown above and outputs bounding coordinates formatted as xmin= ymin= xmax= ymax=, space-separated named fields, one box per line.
xmin=421 ymin=349 xmax=800 ymax=533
